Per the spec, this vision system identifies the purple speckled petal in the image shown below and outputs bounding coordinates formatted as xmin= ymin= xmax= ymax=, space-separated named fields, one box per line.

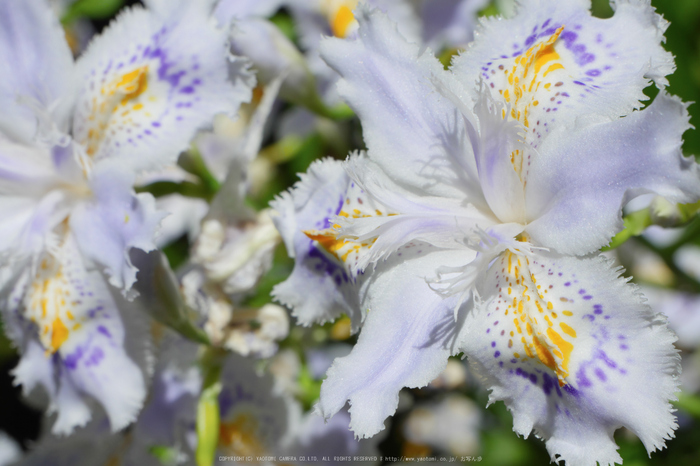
xmin=6 ymin=233 xmax=150 ymax=435
xmin=271 ymin=158 xmax=362 ymax=330
xmin=461 ymin=251 xmax=679 ymax=466
xmin=72 ymin=1 xmax=251 ymax=172
xmin=453 ymin=0 xmax=674 ymax=139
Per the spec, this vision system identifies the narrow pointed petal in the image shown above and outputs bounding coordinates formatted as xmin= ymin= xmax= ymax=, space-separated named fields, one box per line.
xmin=469 ymin=87 xmax=526 ymax=224
xmin=319 ymin=6 xmax=486 ymax=205
xmin=525 ymin=92 xmax=700 ymax=255
xmin=72 ymin=2 xmax=251 ymax=171
xmin=462 ymin=251 xmax=679 ymax=466
xmin=0 ymin=0 xmax=75 ymax=144
xmin=318 ymin=248 xmax=473 ymax=438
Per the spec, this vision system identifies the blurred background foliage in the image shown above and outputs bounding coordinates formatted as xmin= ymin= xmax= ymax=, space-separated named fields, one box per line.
xmin=1 ymin=0 xmax=700 ymax=465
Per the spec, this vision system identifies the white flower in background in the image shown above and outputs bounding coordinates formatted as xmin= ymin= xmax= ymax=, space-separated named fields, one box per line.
xmin=273 ymin=1 xmax=700 ymax=464
xmin=284 ymin=0 xmax=421 ymax=110
xmin=643 ymin=287 xmax=700 ymax=350
xmin=283 ymin=0 xmax=487 ymax=109
xmin=214 ymin=0 xmax=325 ymax=111
xmin=0 ymin=0 xmax=248 ymax=434
xmin=178 ymin=77 xmax=286 ymax=358
xmin=182 ymin=264 xmax=289 ymax=358
xmin=403 ymin=395 xmax=481 ymax=457
xmin=428 ymin=358 xmax=468 ymax=390
xmin=193 ymin=211 xmax=280 ymax=296
xmin=217 ymin=352 xmax=383 ymax=466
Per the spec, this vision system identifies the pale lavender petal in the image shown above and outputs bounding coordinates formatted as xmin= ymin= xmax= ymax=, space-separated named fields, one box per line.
xmin=525 ymin=92 xmax=700 ymax=255
xmin=286 ymin=407 xmax=383 ymax=462
xmin=271 ymin=159 xmax=362 ymax=329
xmin=70 ymin=162 xmax=165 ymax=292
xmin=462 ymin=251 xmax=679 ymax=465
xmin=6 ymin=234 xmax=150 ymax=435
xmin=0 ymin=140 xmax=83 ymax=258
xmin=318 ymin=248 xmax=473 ymax=438
xmin=0 ymin=0 xmax=75 ymax=144
xmin=319 ymin=6 xmax=487 ymax=206
xmin=73 ymin=2 xmax=251 ymax=171
xmin=420 ymin=0 xmax=489 ymax=50
xmin=214 ymin=0 xmax=284 ymax=23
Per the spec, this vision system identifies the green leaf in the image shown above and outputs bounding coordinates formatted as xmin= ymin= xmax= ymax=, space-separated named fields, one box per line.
xmin=0 ymin=319 xmax=16 ymax=364
xmin=258 ymin=135 xmax=305 ymax=165
xmin=136 ymin=180 xmax=212 ymax=201
xmin=178 ymin=149 xmax=221 ymax=200
xmin=61 ymin=0 xmax=124 ymax=24
xmin=479 ymin=2 xmax=500 ymax=18
xmin=678 ymin=200 xmax=700 ymax=224
xmin=438 ymin=48 xmax=460 ymax=70
xmin=297 ymin=365 xmax=322 ymax=410
xmin=602 ymin=208 xmax=652 ymax=251
xmin=149 ymin=445 xmax=182 ymax=466
xmin=270 ymin=11 xmax=297 ymax=44
xmin=304 ymin=94 xmax=356 ymax=121
xmin=136 ymin=252 xmax=209 ymax=345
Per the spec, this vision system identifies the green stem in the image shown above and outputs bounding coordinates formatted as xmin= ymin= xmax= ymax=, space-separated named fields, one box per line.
xmin=196 ymin=347 xmax=226 ymax=466
xmin=304 ymin=94 xmax=355 ymax=121
xmin=136 ymin=180 xmax=212 ymax=201
xmin=178 ymin=149 xmax=221 ymax=199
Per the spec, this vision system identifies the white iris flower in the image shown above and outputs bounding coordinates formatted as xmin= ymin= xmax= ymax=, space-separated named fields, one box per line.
xmin=272 ymin=1 xmax=700 ymax=464
xmin=0 ymin=0 xmax=250 ymax=434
